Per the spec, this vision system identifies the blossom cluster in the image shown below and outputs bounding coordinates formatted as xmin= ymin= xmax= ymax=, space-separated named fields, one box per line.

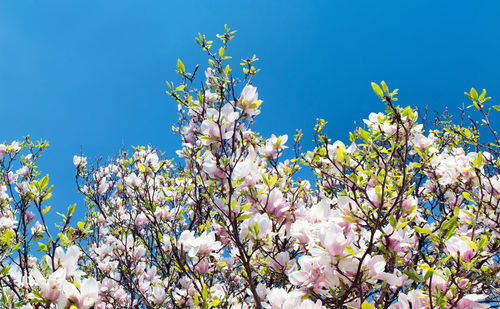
xmin=0 ymin=28 xmax=499 ymax=308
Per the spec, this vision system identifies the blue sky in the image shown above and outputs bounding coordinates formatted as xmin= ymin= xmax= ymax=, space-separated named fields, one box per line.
xmin=1 ymin=0 xmax=499 ymax=218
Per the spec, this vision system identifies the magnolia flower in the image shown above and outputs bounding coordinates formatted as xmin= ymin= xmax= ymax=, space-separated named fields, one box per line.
xmin=0 ymin=144 xmax=6 ymax=160
xmin=289 ymin=255 xmax=331 ymax=290
xmin=31 ymin=268 xmax=66 ymax=304
xmin=366 ymin=255 xmax=386 ymax=279
xmin=97 ymin=180 xmax=110 ymax=195
xmin=238 ymin=84 xmax=262 ymax=117
xmin=411 ymin=133 xmax=435 ymax=149
xmin=266 ymin=288 xmax=324 ymax=309
xmin=265 ymin=190 xmax=289 ymax=218
xmin=259 ymin=134 xmax=288 ymax=159
xmin=200 ymin=104 xmax=239 ymax=145
xmin=319 ymin=224 xmax=350 ymax=258
xmin=0 ymin=185 xmax=9 ymax=201
xmin=152 ymin=286 xmax=166 ymax=305
xmin=179 ymin=230 xmax=222 ymax=257
xmin=427 ymin=272 xmax=447 ymax=293
xmin=124 ymin=173 xmax=142 ymax=188
xmin=5 ymin=171 xmax=17 ymax=183
xmin=363 ymin=112 xmax=385 ymax=127
xmin=0 ymin=216 xmax=17 ymax=230
xmin=16 ymin=166 xmax=29 ymax=177
xmin=205 ymin=67 xmax=216 ymax=87
xmin=367 ymin=187 xmax=380 ymax=207
xmin=52 ymin=245 xmax=82 ymax=279
xmin=268 ymin=252 xmax=291 ymax=271
xmin=389 ymin=290 xmax=427 ymax=309
xmin=73 ymin=155 xmax=87 ymax=167
xmin=456 ymin=294 xmax=490 ymax=309
xmin=9 ymin=141 xmax=20 ymax=153
xmin=62 ymin=278 xmax=99 ymax=309
xmin=31 ymin=220 xmax=46 ymax=235
xmin=290 ymin=220 xmax=312 ymax=244
xmin=445 ymin=235 xmax=475 ymax=261
xmin=239 ymin=213 xmax=272 ymax=241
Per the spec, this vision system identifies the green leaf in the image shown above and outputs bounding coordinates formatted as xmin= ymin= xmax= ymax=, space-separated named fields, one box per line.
xmin=224 ymin=64 xmax=231 ymax=76
xmin=479 ymin=89 xmax=486 ymax=101
xmin=473 ymin=152 xmax=482 ymax=167
xmin=389 ymin=215 xmax=396 ymax=227
xmin=336 ymin=144 xmax=345 ymax=162
xmin=38 ymin=242 xmax=48 ymax=252
xmin=396 ymin=221 xmax=409 ymax=230
xmin=414 ymin=226 xmax=434 ymax=236
xmin=1 ymin=266 xmax=10 ymax=276
xmin=371 ymin=82 xmax=384 ymax=98
xmin=1 ymin=287 xmax=8 ymax=307
xmin=471 ymin=88 xmax=478 ymax=101
xmin=177 ymin=59 xmax=185 ymax=74
xmin=361 ymin=301 xmax=375 ymax=309
xmin=402 ymin=270 xmax=422 ymax=282
xmin=175 ymin=84 xmax=186 ymax=92
xmin=77 ymin=221 xmax=85 ymax=231
xmin=441 ymin=217 xmax=457 ymax=231
xmin=358 ymin=127 xmax=370 ymax=142
xmin=219 ymin=47 xmax=225 ymax=58
xmin=202 ymin=283 xmax=208 ymax=301
xmin=345 ymin=245 xmax=355 ymax=255
xmin=40 ymin=174 xmax=49 ymax=189
xmin=68 ymin=204 xmax=76 ymax=216
xmin=193 ymin=293 xmax=199 ymax=307
xmin=423 ymin=268 xmax=434 ymax=281
xmin=269 ymin=175 xmax=278 ymax=187
xmin=42 ymin=206 xmax=51 ymax=215
xmin=211 ymin=299 xmax=222 ymax=307
xmin=381 ymin=80 xmax=389 ymax=94
xmin=462 ymin=192 xmax=473 ymax=202
xmin=478 ymin=234 xmax=489 ymax=248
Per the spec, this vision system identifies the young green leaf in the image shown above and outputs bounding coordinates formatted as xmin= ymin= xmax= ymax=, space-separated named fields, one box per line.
xmin=371 ymin=82 xmax=384 ymax=98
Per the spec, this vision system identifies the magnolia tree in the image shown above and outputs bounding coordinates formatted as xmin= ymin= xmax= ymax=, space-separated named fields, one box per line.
xmin=1 ymin=27 xmax=500 ymax=309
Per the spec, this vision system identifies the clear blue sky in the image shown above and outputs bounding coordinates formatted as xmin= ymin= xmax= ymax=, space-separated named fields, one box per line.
xmin=1 ymin=1 xmax=499 ymax=217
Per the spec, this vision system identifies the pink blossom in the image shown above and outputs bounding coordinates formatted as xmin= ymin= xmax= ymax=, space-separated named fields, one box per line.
xmin=238 ymin=84 xmax=262 ymax=117
xmin=152 ymin=286 xmax=166 ymax=305
xmin=16 ymin=166 xmax=29 ymax=177
xmin=366 ymin=255 xmax=386 ymax=279
xmin=268 ymin=252 xmax=291 ymax=271
xmin=73 ymin=155 xmax=87 ymax=167
xmin=124 ymin=173 xmax=142 ymax=188
xmin=411 ymin=133 xmax=435 ymax=149
xmin=240 ymin=213 xmax=272 ymax=241
xmin=31 ymin=268 xmax=66 ymax=303
xmin=289 ymin=255 xmax=328 ymax=290
xmin=24 ymin=211 xmax=35 ymax=221
xmin=367 ymin=187 xmax=380 ymax=207
xmin=134 ymin=213 xmax=148 ymax=228
xmin=265 ymin=190 xmax=290 ymax=218
xmin=456 ymin=294 xmax=490 ymax=309
xmin=259 ymin=134 xmax=288 ymax=159
xmin=5 ymin=171 xmax=17 ymax=183
xmin=0 ymin=144 xmax=6 ymax=159
xmin=445 ymin=235 xmax=475 ymax=261
xmin=52 ymin=245 xmax=82 ymax=278
xmin=389 ymin=290 xmax=427 ymax=309
xmin=62 ymin=278 xmax=99 ymax=309
xmin=427 ymin=272 xmax=447 ymax=293
xmin=319 ymin=224 xmax=350 ymax=258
